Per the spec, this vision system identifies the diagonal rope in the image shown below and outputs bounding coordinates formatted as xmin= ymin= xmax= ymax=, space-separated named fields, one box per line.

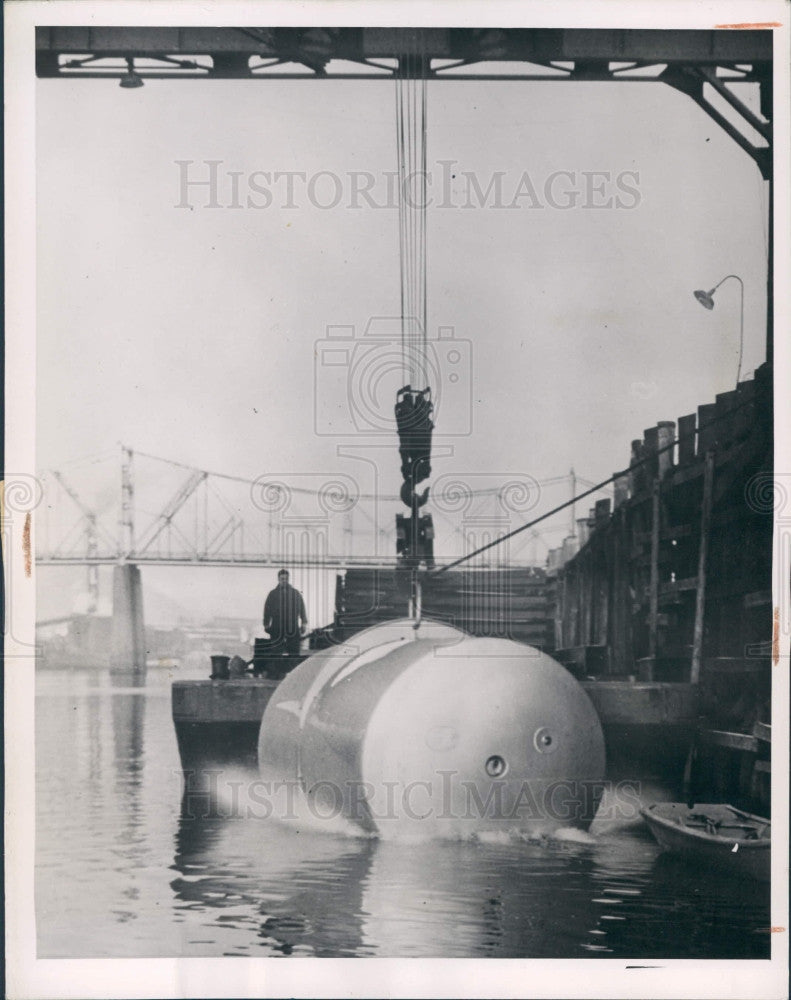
xmin=430 ymin=392 xmax=759 ymax=575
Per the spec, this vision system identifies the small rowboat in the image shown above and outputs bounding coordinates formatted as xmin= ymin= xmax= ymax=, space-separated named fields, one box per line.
xmin=640 ymin=802 xmax=771 ymax=881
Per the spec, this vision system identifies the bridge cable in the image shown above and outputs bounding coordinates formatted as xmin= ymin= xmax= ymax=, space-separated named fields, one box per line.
xmin=129 ymin=446 xmax=598 ymax=501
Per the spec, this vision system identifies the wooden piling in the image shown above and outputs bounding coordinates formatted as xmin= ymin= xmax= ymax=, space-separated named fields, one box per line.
xmin=643 ymin=426 xmax=659 ymax=480
xmin=609 ymin=509 xmax=626 ymax=675
xmin=656 ymin=421 xmax=675 ymax=477
xmin=629 ymin=439 xmax=646 ymax=495
xmin=715 ymin=390 xmax=738 ymax=448
xmin=691 ymin=452 xmax=715 ymax=684
xmin=594 ymin=498 xmax=611 ymax=525
xmin=733 ymin=378 xmax=755 ymax=441
xmin=613 ymin=473 xmax=629 ymax=508
xmin=677 ymin=413 xmax=696 ymax=465
xmin=697 ymin=403 xmax=718 ymax=454
xmin=647 ymin=480 xmax=660 ymax=676
xmin=546 ymin=366 xmax=770 ymax=714
xmin=562 ymin=535 xmax=579 ymax=563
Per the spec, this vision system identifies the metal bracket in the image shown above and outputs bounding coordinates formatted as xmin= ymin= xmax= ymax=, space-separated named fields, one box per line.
xmin=661 ymin=65 xmax=771 ymax=179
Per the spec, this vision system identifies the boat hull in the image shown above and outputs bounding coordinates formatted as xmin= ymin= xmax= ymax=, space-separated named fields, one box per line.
xmin=640 ymin=802 xmax=771 ymax=881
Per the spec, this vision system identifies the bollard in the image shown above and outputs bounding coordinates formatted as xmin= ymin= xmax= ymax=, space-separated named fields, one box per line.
xmin=210 ymin=655 xmax=231 ymax=680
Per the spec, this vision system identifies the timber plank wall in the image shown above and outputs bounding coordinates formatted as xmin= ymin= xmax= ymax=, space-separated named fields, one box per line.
xmin=547 ymin=363 xmax=773 ymax=716
xmin=336 ymin=566 xmax=553 ymax=650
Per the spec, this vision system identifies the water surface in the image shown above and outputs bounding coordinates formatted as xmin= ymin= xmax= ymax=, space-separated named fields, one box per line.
xmin=35 ymin=667 xmax=771 ymax=958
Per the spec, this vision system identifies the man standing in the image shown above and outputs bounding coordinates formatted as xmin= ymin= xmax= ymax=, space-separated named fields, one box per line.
xmin=263 ymin=569 xmax=308 ymax=657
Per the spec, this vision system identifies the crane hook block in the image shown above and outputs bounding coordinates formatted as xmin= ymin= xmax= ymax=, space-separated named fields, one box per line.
xmin=400 ymin=482 xmax=430 ymax=509
xmin=395 ymin=385 xmax=434 ymax=505
xmin=395 ymin=512 xmax=435 ymax=568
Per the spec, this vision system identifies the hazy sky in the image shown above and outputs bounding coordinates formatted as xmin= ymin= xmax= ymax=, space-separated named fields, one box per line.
xmin=36 ymin=67 xmax=770 ymax=624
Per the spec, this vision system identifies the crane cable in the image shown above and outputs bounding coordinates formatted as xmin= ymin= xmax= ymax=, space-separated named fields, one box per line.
xmin=394 ymin=31 xmax=434 ymax=577
xmin=395 ymin=31 xmax=429 ymax=389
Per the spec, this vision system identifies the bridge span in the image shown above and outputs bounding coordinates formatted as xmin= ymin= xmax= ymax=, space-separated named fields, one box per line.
xmin=37 ymin=446 xmax=583 ymax=670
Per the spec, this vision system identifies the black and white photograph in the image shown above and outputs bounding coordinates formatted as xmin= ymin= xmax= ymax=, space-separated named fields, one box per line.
xmin=4 ymin=2 xmax=789 ymax=997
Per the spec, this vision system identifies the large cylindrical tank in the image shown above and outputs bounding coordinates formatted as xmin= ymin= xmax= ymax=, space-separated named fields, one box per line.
xmin=258 ymin=620 xmax=605 ymax=838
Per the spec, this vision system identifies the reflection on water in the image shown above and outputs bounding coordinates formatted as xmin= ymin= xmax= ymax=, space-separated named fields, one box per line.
xmin=36 ymin=668 xmax=771 ymax=958
xmin=173 ymin=818 xmax=376 ymax=956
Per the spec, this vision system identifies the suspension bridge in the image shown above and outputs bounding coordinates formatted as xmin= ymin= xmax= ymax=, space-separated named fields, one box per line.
xmin=38 ymin=445 xmax=611 ymax=569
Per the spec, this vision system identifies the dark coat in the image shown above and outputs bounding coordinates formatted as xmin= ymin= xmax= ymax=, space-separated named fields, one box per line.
xmin=263 ymin=582 xmax=307 ymax=637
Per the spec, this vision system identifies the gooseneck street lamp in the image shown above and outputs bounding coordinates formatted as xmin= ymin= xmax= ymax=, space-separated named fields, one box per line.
xmin=693 ymin=274 xmax=744 ymax=390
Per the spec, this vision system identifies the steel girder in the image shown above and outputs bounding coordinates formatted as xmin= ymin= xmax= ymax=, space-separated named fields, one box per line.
xmin=35 ymin=26 xmax=773 ymax=176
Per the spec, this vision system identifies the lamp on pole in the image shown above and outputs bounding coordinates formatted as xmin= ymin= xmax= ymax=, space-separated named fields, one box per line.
xmin=693 ymin=274 xmax=744 ymax=390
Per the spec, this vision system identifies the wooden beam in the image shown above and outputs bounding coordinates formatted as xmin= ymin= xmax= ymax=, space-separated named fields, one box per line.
xmin=698 ymin=728 xmax=759 ymax=753
xmin=752 ymin=721 xmax=771 ymax=743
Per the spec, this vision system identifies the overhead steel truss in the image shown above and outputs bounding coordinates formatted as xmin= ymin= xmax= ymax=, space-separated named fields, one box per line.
xmin=35 ymin=553 xmax=407 ymax=569
xmin=36 ymin=27 xmax=773 ymax=176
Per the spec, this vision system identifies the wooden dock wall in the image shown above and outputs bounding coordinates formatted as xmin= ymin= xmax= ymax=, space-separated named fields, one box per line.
xmin=547 ymin=363 xmax=773 ymax=717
